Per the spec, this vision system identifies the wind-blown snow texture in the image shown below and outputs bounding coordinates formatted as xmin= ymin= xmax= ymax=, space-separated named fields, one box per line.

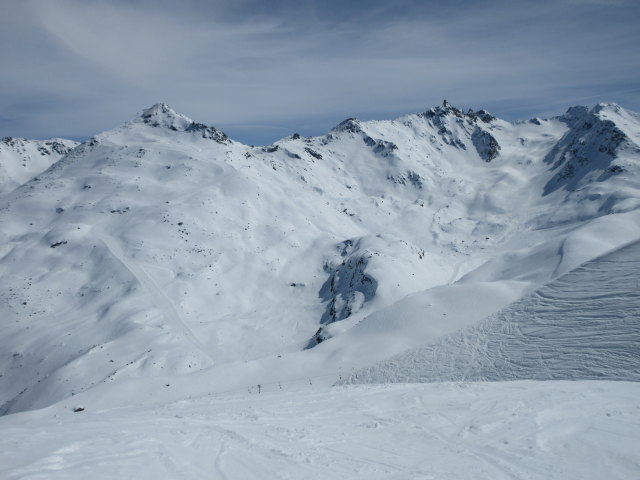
xmin=345 ymin=239 xmax=640 ymax=384
xmin=2 ymin=382 xmax=639 ymax=480
xmin=1 ymin=101 xmax=639 ymax=412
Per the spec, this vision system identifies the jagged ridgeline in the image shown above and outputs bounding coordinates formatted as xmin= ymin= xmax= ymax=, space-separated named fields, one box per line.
xmin=0 ymin=137 xmax=78 ymax=195
xmin=1 ymin=100 xmax=640 ymax=414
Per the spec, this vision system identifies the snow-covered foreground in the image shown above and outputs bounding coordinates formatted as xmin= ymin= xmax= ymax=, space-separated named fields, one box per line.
xmin=1 ymin=381 xmax=638 ymax=480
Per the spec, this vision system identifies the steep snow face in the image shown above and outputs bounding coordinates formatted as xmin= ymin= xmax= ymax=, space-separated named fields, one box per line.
xmin=0 ymin=137 xmax=79 ymax=195
xmin=542 ymin=103 xmax=640 ymax=223
xmin=419 ymin=101 xmax=501 ymax=162
xmin=1 ymin=101 xmax=640 ymax=414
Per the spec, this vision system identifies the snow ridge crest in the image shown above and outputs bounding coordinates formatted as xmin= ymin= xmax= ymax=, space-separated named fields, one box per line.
xmin=133 ymin=103 xmax=229 ymax=143
xmin=135 ymin=103 xmax=194 ymax=130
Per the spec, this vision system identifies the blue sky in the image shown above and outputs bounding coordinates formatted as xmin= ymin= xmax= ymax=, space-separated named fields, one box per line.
xmin=1 ymin=0 xmax=639 ymax=145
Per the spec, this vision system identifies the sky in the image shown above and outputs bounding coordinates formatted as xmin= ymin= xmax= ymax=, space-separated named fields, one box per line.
xmin=1 ymin=0 xmax=639 ymax=145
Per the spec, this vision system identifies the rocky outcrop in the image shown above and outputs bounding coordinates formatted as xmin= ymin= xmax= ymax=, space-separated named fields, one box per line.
xmin=185 ymin=122 xmax=228 ymax=144
xmin=136 ymin=103 xmax=229 ymax=143
xmin=544 ymin=103 xmax=633 ymax=194
xmin=472 ymin=127 xmax=501 ymax=162
xmin=311 ymin=239 xmax=378 ymax=345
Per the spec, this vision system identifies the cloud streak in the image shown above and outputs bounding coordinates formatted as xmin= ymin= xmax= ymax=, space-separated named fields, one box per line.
xmin=1 ymin=0 xmax=639 ymax=144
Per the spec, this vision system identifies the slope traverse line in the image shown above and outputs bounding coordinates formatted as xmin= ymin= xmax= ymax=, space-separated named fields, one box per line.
xmin=99 ymin=232 xmax=214 ymax=364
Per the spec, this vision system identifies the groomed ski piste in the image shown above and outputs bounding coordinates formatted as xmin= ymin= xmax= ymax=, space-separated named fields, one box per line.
xmin=1 ymin=101 xmax=639 ymax=478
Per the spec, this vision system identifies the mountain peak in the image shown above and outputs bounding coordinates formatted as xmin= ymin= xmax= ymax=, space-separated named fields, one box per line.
xmin=590 ymin=102 xmax=637 ymax=125
xmin=592 ymin=102 xmax=622 ymax=114
xmin=130 ymin=103 xmax=229 ymax=143
xmin=134 ymin=103 xmax=193 ymax=131
xmin=421 ymin=101 xmax=495 ymax=123
xmin=331 ymin=117 xmax=363 ymax=134
xmin=422 ymin=101 xmax=465 ymax=119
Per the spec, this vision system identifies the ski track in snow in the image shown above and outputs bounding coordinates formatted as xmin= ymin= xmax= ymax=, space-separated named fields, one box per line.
xmin=99 ymin=231 xmax=214 ymax=363
xmin=347 ymin=239 xmax=640 ymax=384
xmin=1 ymin=382 xmax=639 ymax=480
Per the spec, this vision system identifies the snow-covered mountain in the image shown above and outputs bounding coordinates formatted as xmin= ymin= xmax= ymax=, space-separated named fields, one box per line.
xmin=1 ymin=101 xmax=640 ymax=417
xmin=0 ymin=136 xmax=79 ymax=195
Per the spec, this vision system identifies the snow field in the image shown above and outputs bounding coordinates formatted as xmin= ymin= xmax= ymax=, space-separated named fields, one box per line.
xmin=1 ymin=381 xmax=638 ymax=480
xmin=346 ymin=234 xmax=640 ymax=384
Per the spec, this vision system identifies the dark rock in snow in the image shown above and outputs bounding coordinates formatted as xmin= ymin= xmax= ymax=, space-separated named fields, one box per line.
xmin=319 ymin=241 xmax=378 ymax=326
xmin=472 ymin=128 xmax=501 ymax=162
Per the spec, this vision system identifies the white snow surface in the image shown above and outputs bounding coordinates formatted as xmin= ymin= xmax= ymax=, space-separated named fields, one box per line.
xmin=1 ymin=381 xmax=639 ymax=480
xmin=0 ymin=137 xmax=79 ymax=195
xmin=345 ymin=237 xmax=640 ymax=384
xmin=1 ymin=101 xmax=640 ymax=477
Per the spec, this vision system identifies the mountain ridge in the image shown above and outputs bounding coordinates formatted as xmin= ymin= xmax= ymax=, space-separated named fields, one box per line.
xmin=1 ymin=100 xmax=639 ymax=415
xmin=0 ymin=136 xmax=79 ymax=195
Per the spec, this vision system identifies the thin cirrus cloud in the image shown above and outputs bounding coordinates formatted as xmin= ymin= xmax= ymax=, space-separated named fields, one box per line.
xmin=0 ymin=0 xmax=638 ymax=145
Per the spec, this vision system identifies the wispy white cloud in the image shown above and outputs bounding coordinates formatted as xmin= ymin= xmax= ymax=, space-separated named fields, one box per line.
xmin=1 ymin=0 xmax=638 ymax=144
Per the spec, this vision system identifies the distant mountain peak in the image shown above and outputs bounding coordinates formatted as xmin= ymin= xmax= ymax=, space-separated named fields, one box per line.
xmin=134 ymin=103 xmax=193 ymax=131
xmin=422 ymin=101 xmax=465 ymax=119
xmin=331 ymin=117 xmax=363 ymax=134
xmin=562 ymin=103 xmax=628 ymax=124
xmin=421 ymin=101 xmax=496 ymax=123
xmin=543 ymin=102 xmax=638 ymax=195
xmin=592 ymin=102 xmax=622 ymax=114
xmin=131 ymin=103 xmax=229 ymax=143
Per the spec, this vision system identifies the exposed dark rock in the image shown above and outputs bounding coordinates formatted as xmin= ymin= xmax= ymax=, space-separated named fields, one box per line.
xmin=422 ymin=100 xmax=466 ymax=120
xmin=318 ymin=242 xmax=378 ymax=326
xmin=110 ymin=207 xmax=130 ymax=214
xmin=467 ymin=109 xmax=496 ymax=123
xmin=332 ymin=118 xmax=363 ymax=134
xmin=185 ymin=122 xmax=229 ymax=144
xmin=544 ymin=105 xmax=631 ymax=194
xmin=388 ymin=170 xmax=423 ymax=188
xmin=472 ymin=128 xmax=501 ymax=162
xmin=363 ymin=136 xmax=398 ymax=156
xmin=304 ymin=147 xmax=323 ymax=160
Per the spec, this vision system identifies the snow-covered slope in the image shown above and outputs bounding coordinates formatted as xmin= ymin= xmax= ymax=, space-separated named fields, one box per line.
xmin=0 ymin=137 xmax=78 ymax=195
xmin=1 ymin=102 xmax=640 ymax=415
xmin=2 ymin=381 xmax=638 ymax=480
xmin=344 ymin=238 xmax=640 ymax=384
